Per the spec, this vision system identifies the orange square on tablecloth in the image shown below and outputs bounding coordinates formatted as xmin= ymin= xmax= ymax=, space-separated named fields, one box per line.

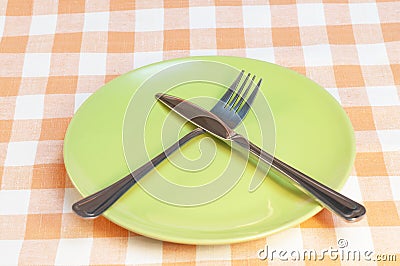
xmin=0 ymin=77 xmax=20 ymax=97
xmin=391 ymin=64 xmax=400 ymax=85
xmin=46 ymin=76 xmax=78 ymax=94
xmin=355 ymin=152 xmax=388 ymax=176
xmin=272 ymin=27 xmax=301 ymax=47
xmin=6 ymin=0 xmax=33 ymax=16
xmin=110 ymin=0 xmax=135 ymax=11
xmin=40 ymin=118 xmax=71 ymax=140
xmin=58 ymin=0 xmax=85 ymax=14
xmin=300 ymin=209 xmax=334 ymax=228
xmin=108 ymin=32 xmax=135 ymax=53
xmin=215 ymin=0 xmax=243 ymax=6
xmin=381 ymin=23 xmax=400 ymax=42
xmin=333 ymin=65 xmax=365 ymax=88
xmin=0 ymin=120 xmax=12 ymax=143
xmin=93 ymin=216 xmax=129 ymax=237
xmin=31 ymin=164 xmax=66 ymax=189
xmin=344 ymin=106 xmax=376 ymax=131
xmin=364 ymin=201 xmax=400 ymax=226
xmin=0 ymin=36 xmax=28 ymax=53
xmin=216 ymin=28 xmax=246 ymax=49
xmin=53 ymin=33 xmax=83 ymax=53
xmin=327 ymin=25 xmax=356 ymax=45
xmin=25 ymin=214 xmax=62 ymax=239
xmin=164 ymin=29 xmax=190 ymax=51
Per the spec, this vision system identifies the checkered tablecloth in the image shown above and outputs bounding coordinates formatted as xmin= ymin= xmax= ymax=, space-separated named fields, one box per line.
xmin=0 ymin=0 xmax=399 ymax=265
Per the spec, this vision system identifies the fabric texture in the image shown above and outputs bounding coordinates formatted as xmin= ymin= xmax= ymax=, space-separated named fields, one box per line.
xmin=0 ymin=0 xmax=399 ymax=265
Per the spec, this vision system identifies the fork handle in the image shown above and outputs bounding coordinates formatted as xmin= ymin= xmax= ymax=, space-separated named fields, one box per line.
xmin=231 ymin=134 xmax=366 ymax=222
xmin=72 ymin=128 xmax=205 ymax=218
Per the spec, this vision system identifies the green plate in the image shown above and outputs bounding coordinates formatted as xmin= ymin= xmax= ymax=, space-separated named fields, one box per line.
xmin=64 ymin=56 xmax=355 ymax=244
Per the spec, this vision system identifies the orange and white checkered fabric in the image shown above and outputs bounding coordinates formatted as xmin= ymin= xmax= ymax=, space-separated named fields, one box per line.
xmin=0 ymin=0 xmax=399 ymax=265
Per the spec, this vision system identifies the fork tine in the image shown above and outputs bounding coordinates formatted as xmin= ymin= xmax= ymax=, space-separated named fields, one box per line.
xmin=228 ymin=73 xmax=250 ymax=109
xmin=237 ymin=78 xmax=262 ymax=119
xmin=219 ymin=70 xmax=244 ymax=104
xmin=233 ymin=75 xmax=255 ymax=112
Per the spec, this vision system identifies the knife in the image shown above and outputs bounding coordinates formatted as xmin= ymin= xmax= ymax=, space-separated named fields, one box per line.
xmin=156 ymin=93 xmax=366 ymax=222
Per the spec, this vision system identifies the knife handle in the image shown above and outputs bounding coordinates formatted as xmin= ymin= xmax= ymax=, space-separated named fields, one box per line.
xmin=72 ymin=128 xmax=205 ymax=218
xmin=231 ymin=134 xmax=366 ymax=222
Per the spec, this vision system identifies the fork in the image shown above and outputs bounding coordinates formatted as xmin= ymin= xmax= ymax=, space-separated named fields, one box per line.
xmin=73 ymin=70 xmax=263 ymax=218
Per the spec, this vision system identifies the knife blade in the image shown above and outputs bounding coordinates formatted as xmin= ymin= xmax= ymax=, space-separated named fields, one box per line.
xmin=156 ymin=93 xmax=366 ymax=222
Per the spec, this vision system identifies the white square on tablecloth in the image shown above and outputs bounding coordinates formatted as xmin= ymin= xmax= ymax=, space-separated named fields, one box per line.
xmin=297 ymin=4 xmax=326 ymax=26
xmin=339 ymin=175 xmax=363 ymax=203
xmin=5 ymin=141 xmax=38 ymax=167
xmin=325 ymin=88 xmax=341 ymax=104
xmin=135 ymin=8 xmax=164 ymax=32
xmin=377 ymin=130 xmax=400 ymax=152
xmin=266 ymin=227 xmax=304 ymax=252
xmin=14 ymin=94 xmax=45 ymax=120
xmin=0 ymin=16 xmax=6 ymax=37
xmin=23 ymin=53 xmax=51 ymax=77
xmin=63 ymin=188 xmax=82 ymax=213
xmin=189 ymin=6 xmax=216 ymax=29
xmin=349 ymin=3 xmax=380 ymax=24
xmin=83 ymin=12 xmax=109 ymax=32
xmin=125 ymin=236 xmax=163 ymax=264
xmin=366 ymin=86 xmax=400 ymax=106
xmin=79 ymin=53 xmax=107 ymax=75
xmin=74 ymin=93 xmax=92 ymax=113
xmin=29 ymin=15 xmax=57 ymax=35
xmin=190 ymin=49 xmax=217 ymax=56
xmin=246 ymin=48 xmax=275 ymax=63
xmin=357 ymin=44 xmax=390 ymax=66
xmin=389 ymin=176 xmax=400 ymax=201
xmin=0 ymin=240 xmax=23 ymax=265
xmin=55 ymin=238 xmax=93 ymax=265
xmin=133 ymin=51 xmax=163 ymax=68
xmin=303 ymin=44 xmax=332 ymax=66
xmin=335 ymin=227 xmax=374 ymax=251
xmin=196 ymin=245 xmax=231 ymax=261
xmin=0 ymin=190 xmax=31 ymax=215
xmin=242 ymin=5 xmax=271 ymax=28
